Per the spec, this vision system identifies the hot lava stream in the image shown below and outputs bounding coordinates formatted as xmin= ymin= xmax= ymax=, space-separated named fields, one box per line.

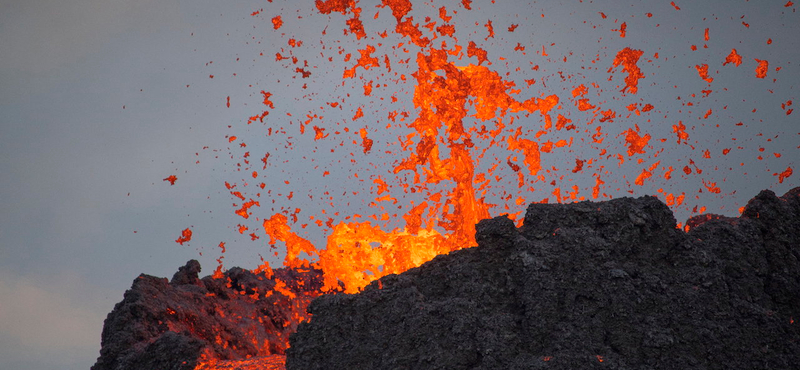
xmin=153 ymin=1 xmax=797 ymax=368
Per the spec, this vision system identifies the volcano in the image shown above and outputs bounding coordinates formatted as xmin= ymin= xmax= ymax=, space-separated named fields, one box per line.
xmin=94 ymin=186 xmax=799 ymax=369
xmin=96 ymin=2 xmax=797 ymax=369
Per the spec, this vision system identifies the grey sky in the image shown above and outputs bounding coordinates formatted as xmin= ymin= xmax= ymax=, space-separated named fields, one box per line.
xmin=1 ymin=1 xmax=797 ymax=369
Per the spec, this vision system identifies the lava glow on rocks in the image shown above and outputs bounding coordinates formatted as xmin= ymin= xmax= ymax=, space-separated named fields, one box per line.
xmin=163 ymin=0 xmax=796 ymax=367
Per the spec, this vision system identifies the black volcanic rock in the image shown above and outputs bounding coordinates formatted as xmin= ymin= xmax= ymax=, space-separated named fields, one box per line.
xmin=92 ymin=262 xmax=322 ymax=370
xmin=286 ymin=188 xmax=800 ymax=370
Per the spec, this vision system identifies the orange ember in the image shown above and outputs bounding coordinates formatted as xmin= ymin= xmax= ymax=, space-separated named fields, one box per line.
xmin=610 ymin=47 xmax=645 ymax=94
xmin=176 ymin=228 xmax=192 ymax=245
xmin=777 ymin=167 xmax=794 ymax=184
xmin=755 ymin=59 xmax=769 ymax=79
xmin=723 ymin=48 xmax=743 ymax=67
xmin=695 ymin=64 xmax=713 ymax=83
xmin=163 ymin=175 xmax=178 ymax=185
xmin=271 ymin=16 xmax=283 ymax=30
xmin=623 ymin=126 xmax=651 ymax=156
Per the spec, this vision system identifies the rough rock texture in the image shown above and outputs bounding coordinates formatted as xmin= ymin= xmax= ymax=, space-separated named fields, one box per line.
xmin=287 ymin=188 xmax=800 ymax=370
xmin=92 ymin=261 xmax=322 ymax=370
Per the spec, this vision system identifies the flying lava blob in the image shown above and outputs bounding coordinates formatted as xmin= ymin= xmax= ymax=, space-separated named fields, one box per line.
xmin=167 ymin=0 xmax=796 ymax=367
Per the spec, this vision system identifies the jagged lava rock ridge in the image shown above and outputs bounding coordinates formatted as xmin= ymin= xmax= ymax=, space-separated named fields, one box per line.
xmin=287 ymin=187 xmax=800 ymax=370
xmin=92 ymin=261 xmax=322 ymax=370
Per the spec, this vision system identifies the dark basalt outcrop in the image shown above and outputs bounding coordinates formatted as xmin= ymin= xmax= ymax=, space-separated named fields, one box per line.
xmin=92 ymin=261 xmax=322 ymax=370
xmin=286 ymin=188 xmax=800 ymax=369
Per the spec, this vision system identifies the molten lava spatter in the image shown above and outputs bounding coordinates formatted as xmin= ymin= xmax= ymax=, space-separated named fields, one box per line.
xmin=199 ymin=0 xmax=797 ymax=298
xmin=610 ymin=47 xmax=645 ymax=94
xmin=171 ymin=1 xmax=798 ymax=368
xmin=176 ymin=228 xmax=192 ymax=246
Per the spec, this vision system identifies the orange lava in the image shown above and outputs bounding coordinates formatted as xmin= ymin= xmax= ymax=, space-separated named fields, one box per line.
xmin=777 ymin=167 xmax=794 ymax=184
xmin=723 ymin=49 xmax=743 ymax=67
xmin=195 ymin=355 xmax=285 ymax=370
xmin=623 ymin=126 xmax=651 ymax=156
xmin=755 ymin=59 xmax=769 ymax=79
xmin=271 ymin=16 xmax=283 ymax=30
xmin=163 ymin=175 xmax=178 ymax=185
xmin=181 ymin=2 xmax=797 ymax=368
xmin=176 ymin=228 xmax=192 ymax=245
xmin=263 ymin=214 xmax=317 ymax=268
xmin=695 ymin=64 xmax=714 ymax=83
xmin=610 ymin=47 xmax=645 ymax=94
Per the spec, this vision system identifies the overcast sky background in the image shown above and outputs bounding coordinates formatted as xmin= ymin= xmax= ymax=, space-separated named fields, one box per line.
xmin=1 ymin=1 xmax=797 ymax=369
